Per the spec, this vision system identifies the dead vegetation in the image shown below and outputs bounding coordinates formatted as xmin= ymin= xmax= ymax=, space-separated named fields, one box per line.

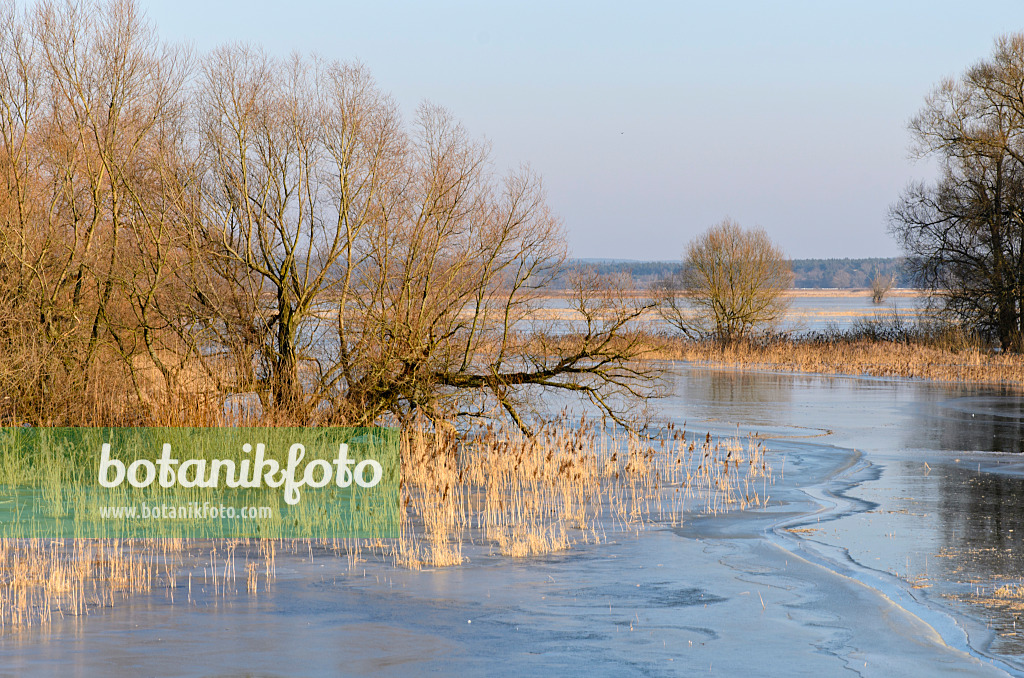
xmin=646 ymin=319 xmax=1024 ymax=386
xmin=0 ymin=418 xmax=774 ymax=630
xmin=394 ymin=418 xmax=773 ymax=568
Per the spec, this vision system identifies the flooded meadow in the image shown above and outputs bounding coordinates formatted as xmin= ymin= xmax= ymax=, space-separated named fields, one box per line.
xmin=3 ymin=364 xmax=1024 ymax=676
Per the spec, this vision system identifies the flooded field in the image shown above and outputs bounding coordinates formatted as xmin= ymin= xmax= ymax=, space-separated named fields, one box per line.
xmin=533 ymin=290 xmax=926 ymax=333
xmin=782 ymin=290 xmax=924 ymax=331
xmin=2 ymin=364 xmax=1024 ymax=676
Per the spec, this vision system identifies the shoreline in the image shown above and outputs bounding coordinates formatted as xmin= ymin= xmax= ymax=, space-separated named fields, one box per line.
xmin=653 ymin=342 xmax=1024 ymax=389
xmin=767 ymin=441 xmax=1022 ymax=676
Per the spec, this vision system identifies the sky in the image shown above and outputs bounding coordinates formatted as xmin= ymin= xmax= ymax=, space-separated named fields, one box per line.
xmin=140 ymin=0 xmax=1024 ymax=260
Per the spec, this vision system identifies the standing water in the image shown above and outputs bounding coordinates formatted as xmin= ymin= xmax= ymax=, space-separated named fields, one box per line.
xmin=1 ymin=364 xmax=1022 ymax=676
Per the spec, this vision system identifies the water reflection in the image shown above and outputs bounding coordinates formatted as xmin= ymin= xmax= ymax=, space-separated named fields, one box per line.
xmin=665 ymin=364 xmax=1024 ymax=662
xmin=678 ymin=369 xmax=794 ymax=409
xmin=909 ymin=391 xmax=1024 ymax=455
xmin=938 ymin=463 xmax=1024 ymax=569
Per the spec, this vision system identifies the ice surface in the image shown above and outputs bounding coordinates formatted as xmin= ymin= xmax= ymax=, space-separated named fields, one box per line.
xmin=2 ymin=365 xmax=1023 ymax=677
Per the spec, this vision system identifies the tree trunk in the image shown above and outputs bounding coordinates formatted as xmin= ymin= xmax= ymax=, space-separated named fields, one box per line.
xmin=274 ymin=296 xmax=303 ymax=418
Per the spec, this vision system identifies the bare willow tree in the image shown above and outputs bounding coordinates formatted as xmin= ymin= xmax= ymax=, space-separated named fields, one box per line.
xmin=182 ymin=46 xmax=658 ymax=428
xmin=0 ymin=0 xmax=193 ymax=423
xmin=890 ymin=34 xmax=1024 ymax=351
xmin=656 ymin=219 xmax=792 ymax=342
xmin=183 ymin=47 xmax=381 ymax=417
xmin=0 ymin=1 xmax=658 ymax=428
xmin=869 ymin=271 xmax=894 ymax=304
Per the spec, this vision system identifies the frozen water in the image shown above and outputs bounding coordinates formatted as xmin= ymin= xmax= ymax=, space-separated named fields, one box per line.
xmin=2 ymin=365 xmax=1023 ymax=676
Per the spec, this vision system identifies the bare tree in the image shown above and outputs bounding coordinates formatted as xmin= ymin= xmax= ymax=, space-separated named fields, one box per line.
xmin=869 ymin=271 xmax=894 ymax=304
xmin=657 ymin=219 xmax=793 ymax=342
xmin=0 ymin=0 xmax=193 ymax=423
xmin=182 ymin=48 xmax=659 ymax=429
xmin=185 ymin=47 xmax=375 ymax=417
xmin=890 ymin=34 xmax=1024 ymax=351
xmin=0 ymin=0 xmax=659 ymax=429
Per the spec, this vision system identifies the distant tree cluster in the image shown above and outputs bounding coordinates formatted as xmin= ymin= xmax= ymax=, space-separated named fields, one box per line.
xmin=788 ymin=258 xmax=909 ymax=289
xmin=546 ymin=261 xmax=679 ymax=288
xmin=558 ymin=257 xmax=908 ymax=290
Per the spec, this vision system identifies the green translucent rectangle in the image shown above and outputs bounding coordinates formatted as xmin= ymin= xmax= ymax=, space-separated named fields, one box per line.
xmin=0 ymin=427 xmax=400 ymax=538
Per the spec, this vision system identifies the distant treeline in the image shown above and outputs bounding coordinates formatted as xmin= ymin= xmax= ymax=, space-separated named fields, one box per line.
xmin=558 ymin=258 xmax=911 ymax=289
xmin=789 ymin=258 xmax=911 ymax=289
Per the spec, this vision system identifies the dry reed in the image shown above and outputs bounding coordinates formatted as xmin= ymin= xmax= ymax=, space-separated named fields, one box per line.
xmin=652 ymin=335 xmax=1024 ymax=386
xmin=0 ymin=418 xmax=774 ymax=630
xmin=0 ymin=537 xmax=279 ymax=630
xmin=391 ymin=417 xmax=773 ymax=568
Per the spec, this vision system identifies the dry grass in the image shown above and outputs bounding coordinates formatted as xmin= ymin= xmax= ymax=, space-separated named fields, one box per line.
xmin=952 ymin=580 xmax=1024 ymax=617
xmin=651 ymin=335 xmax=1024 ymax=386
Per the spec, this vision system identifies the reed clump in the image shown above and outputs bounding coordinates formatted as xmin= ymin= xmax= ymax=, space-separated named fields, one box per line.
xmin=0 ymin=419 xmax=774 ymax=630
xmin=993 ymin=583 xmax=1024 ymax=600
xmin=393 ymin=418 xmax=774 ymax=568
xmin=955 ymin=580 xmax=1024 ymax=622
xmin=0 ymin=538 xmax=155 ymax=629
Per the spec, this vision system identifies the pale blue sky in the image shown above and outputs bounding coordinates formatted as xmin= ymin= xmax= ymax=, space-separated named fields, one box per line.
xmin=142 ymin=1 xmax=1024 ymax=259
